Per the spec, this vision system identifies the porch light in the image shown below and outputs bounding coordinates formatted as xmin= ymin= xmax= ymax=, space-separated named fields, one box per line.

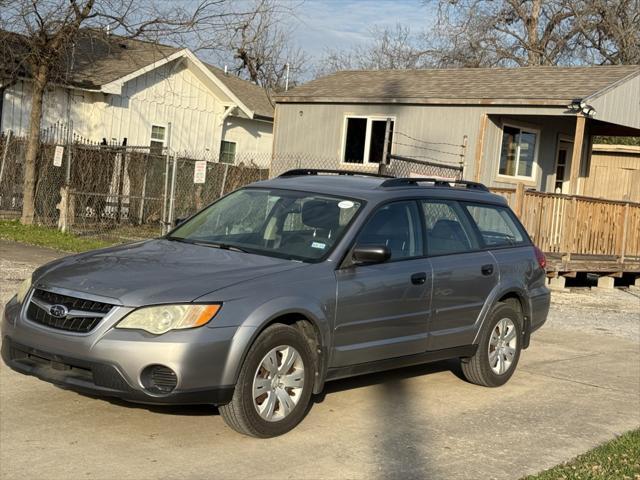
xmin=567 ymin=98 xmax=596 ymax=117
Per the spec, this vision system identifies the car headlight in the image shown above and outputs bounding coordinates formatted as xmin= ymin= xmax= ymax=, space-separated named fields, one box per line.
xmin=116 ymin=304 xmax=221 ymax=335
xmin=16 ymin=276 xmax=32 ymax=304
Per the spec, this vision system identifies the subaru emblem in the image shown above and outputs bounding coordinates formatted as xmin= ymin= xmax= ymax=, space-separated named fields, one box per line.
xmin=49 ymin=304 xmax=69 ymax=318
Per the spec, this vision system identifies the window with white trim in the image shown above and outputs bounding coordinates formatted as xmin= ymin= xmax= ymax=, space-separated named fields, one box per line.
xmin=150 ymin=125 xmax=165 ymax=155
xmin=343 ymin=117 xmax=394 ymax=164
xmin=219 ymin=140 xmax=237 ymax=164
xmin=498 ymin=125 xmax=538 ymax=178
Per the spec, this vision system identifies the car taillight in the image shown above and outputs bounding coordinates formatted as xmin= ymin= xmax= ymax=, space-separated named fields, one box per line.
xmin=534 ymin=246 xmax=546 ymax=269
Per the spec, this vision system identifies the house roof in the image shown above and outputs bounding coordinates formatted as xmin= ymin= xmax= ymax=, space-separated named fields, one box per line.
xmin=1 ymin=29 xmax=273 ymax=120
xmin=205 ymin=65 xmax=274 ymax=120
xmin=276 ymin=65 xmax=640 ymax=106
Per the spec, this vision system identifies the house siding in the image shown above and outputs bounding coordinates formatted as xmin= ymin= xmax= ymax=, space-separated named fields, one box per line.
xmin=589 ymin=74 xmax=640 ymax=130
xmin=221 ymin=116 xmax=273 ymax=167
xmin=273 ymin=102 xmax=575 ymax=190
xmin=1 ymin=60 xmax=273 ymax=159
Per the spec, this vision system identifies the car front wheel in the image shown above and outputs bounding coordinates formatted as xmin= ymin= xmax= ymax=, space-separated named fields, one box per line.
xmin=219 ymin=324 xmax=315 ymax=437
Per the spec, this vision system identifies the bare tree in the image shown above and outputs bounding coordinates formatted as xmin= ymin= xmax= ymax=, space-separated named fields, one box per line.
xmin=424 ymin=0 xmax=640 ymax=67
xmin=0 ymin=0 xmax=263 ymax=224
xmin=204 ymin=0 xmax=307 ymax=93
xmin=316 ymin=24 xmax=429 ymax=76
xmin=572 ymin=0 xmax=640 ymax=64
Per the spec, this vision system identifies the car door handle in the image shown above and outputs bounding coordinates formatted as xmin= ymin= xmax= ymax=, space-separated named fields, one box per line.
xmin=411 ymin=272 xmax=427 ymax=285
xmin=481 ymin=264 xmax=494 ymax=276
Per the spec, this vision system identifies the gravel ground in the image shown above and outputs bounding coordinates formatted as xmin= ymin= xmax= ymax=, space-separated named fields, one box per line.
xmin=546 ymin=287 xmax=640 ymax=342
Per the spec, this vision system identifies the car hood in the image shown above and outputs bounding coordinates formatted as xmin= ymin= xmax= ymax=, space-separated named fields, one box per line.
xmin=33 ymin=239 xmax=305 ymax=306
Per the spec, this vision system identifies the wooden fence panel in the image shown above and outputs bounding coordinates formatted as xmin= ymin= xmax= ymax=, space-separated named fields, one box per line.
xmin=490 ymin=185 xmax=640 ymax=261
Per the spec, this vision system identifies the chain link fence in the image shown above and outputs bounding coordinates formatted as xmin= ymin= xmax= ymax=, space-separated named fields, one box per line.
xmin=1 ymin=128 xmax=463 ymax=245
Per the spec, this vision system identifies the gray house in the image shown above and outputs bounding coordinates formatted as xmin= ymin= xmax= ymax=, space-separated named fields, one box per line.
xmin=273 ymin=65 xmax=640 ymax=198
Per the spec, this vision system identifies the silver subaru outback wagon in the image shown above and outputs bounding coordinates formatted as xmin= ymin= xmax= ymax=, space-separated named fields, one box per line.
xmin=2 ymin=170 xmax=550 ymax=437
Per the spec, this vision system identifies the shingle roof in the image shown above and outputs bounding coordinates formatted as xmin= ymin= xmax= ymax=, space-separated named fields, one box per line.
xmin=277 ymin=65 xmax=640 ymax=105
xmin=1 ymin=29 xmax=273 ymax=119
xmin=205 ymin=65 xmax=274 ymax=119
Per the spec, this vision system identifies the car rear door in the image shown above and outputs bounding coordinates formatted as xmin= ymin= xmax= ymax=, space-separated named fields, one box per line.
xmin=333 ymin=200 xmax=431 ymax=367
xmin=420 ymin=199 xmax=499 ymax=350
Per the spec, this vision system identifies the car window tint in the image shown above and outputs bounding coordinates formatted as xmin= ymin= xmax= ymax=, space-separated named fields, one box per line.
xmin=357 ymin=201 xmax=423 ymax=260
xmin=420 ymin=201 xmax=479 ymax=255
xmin=465 ymin=204 xmax=526 ymax=247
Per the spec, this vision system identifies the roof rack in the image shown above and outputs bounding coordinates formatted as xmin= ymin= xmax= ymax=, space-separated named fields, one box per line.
xmin=380 ymin=177 xmax=490 ymax=192
xmin=279 ymin=169 xmax=393 ymax=179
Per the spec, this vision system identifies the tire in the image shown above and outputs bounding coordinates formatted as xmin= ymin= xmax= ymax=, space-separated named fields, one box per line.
xmin=461 ymin=303 xmax=523 ymax=387
xmin=219 ymin=324 xmax=315 ymax=438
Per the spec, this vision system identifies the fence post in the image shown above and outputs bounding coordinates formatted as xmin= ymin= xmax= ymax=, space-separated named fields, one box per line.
xmin=459 ymin=135 xmax=468 ymax=179
xmin=167 ymin=154 xmax=178 ymax=228
xmin=514 ymin=182 xmax=525 ymax=218
xmin=379 ymin=118 xmax=392 ymax=176
xmin=161 ymin=122 xmax=172 ymax=234
xmin=220 ymin=163 xmax=229 ymax=197
xmin=138 ymin=169 xmax=147 ymax=226
xmin=620 ymin=202 xmax=630 ymax=263
xmin=0 ymin=130 xmax=12 ymax=185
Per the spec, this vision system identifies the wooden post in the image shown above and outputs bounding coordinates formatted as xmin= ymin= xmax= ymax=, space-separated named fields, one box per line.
xmin=514 ymin=182 xmax=525 ymax=218
xmin=474 ymin=114 xmax=488 ymax=182
xmin=569 ymin=116 xmax=586 ymax=195
xmin=620 ymin=202 xmax=630 ymax=263
xmin=378 ymin=118 xmax=392 ymax=176
xmin=460 ymin=135 xmax=468 ymax=179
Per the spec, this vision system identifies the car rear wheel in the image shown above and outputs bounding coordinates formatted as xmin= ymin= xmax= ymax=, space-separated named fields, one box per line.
xmin=461 ymin=302 xmax=522 ymax=387
xmin=219 ymin=324 xmax=315 ymax=437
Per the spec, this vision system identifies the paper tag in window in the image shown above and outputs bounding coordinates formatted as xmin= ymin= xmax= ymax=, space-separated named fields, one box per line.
xmin=311 ymin=242 xmax=326 ymax=249
xmin=193 ymin=161 xmax=207 ymax=184
xmin=338 ymin=200 xmax=354 ymax=209
xmin=53 ymin=146 xmax=64 ymax=167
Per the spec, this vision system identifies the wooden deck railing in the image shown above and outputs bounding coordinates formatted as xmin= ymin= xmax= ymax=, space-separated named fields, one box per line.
xmin=491 ymin=185 xmax=640 ymax=272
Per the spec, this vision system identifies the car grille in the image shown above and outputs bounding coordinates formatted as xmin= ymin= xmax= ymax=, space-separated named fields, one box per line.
xmin=26 ymin=289 xmax=114 ymax=333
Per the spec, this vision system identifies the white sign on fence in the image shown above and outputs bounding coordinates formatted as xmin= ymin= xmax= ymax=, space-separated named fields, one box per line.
xmin=53 ymin=145 xmax=64 ymax=167
xmin=193 ymin=160 xmax=207 ymax=184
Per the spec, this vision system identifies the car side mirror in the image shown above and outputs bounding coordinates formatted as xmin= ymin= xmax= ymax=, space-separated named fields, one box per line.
xmin=352 ymin=244 xmax=391 ymax=265
xmin=174 ymin=217 xmax=186 ymax=227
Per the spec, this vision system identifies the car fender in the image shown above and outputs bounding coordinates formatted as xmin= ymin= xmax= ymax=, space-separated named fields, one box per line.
xmin=471 ymin=280 xmax=531 ymax=345
xmin=218 ymin=295 xmax=332 ymax=388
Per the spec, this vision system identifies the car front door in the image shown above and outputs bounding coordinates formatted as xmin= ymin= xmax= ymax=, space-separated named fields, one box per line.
xmin=333 ymin=200 xmax=431 ymax=367
xmin=420 ymin=199 xmax=499 ymax=350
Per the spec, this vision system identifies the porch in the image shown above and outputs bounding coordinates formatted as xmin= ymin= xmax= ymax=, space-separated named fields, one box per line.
xmin=492 ymin=183 xmax=640 ymax=280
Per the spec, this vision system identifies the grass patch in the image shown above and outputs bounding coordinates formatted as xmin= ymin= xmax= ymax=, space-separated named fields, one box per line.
xmin=0 ymin=220 xmax=115 ymax=253
xmin=524 ymin=429 xmax=640 ymax=480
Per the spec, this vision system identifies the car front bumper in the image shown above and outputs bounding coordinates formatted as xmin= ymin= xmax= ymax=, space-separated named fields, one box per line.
xmin=1 ymin=292 xmax=244 ymax=406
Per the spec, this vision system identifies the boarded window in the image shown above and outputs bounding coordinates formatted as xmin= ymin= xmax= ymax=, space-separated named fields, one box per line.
xmin=499 ymin=125 xmax=537 ymax=178
xmin=219 ymin=141 xmax=237 ymax=164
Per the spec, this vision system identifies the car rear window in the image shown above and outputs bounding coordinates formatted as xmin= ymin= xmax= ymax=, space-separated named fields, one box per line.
xmin=464 ymin=204 xmax=528 ymax=247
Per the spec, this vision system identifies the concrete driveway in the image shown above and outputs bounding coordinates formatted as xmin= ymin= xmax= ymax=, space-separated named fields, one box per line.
xmin=1 ymin=240 xmax=639 ymax=480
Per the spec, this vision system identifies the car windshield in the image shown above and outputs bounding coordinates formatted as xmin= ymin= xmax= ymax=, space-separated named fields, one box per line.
xmin=167 ymin=188 xmax=363 ymax=262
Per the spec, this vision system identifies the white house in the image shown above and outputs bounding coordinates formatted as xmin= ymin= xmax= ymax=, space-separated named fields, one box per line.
xmin=0 ymin=32 xmax=274 ymax=167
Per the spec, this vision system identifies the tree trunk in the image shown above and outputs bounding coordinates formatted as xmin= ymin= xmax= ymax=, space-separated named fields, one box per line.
xmin=21 ymin=68 xmax=48 ymax=225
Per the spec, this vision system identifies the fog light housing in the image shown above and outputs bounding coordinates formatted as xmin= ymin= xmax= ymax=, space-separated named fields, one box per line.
xmin=141 ymin=365 xmax=177 ymax=394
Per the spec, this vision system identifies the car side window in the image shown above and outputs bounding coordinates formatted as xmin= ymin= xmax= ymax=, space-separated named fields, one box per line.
xmin=464 ymin=204 xmax=527 ymax=247
xmin=420 ymin=200 xmax=479 ymax=256
xmin=356 ymin=201 xmax=423 ymax=260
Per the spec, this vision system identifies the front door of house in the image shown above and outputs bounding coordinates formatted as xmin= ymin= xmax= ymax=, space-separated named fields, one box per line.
xmin=555 ymin=141 xmax=573 ymax=193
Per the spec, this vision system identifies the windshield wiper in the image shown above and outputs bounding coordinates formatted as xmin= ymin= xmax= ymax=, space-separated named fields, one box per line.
xmin=166 ymin=236 xmax=249 ymax=253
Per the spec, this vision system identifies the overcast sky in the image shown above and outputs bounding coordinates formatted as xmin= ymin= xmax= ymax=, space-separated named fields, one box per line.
xmin=287 ymin=0 xmax=429 ymax=60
